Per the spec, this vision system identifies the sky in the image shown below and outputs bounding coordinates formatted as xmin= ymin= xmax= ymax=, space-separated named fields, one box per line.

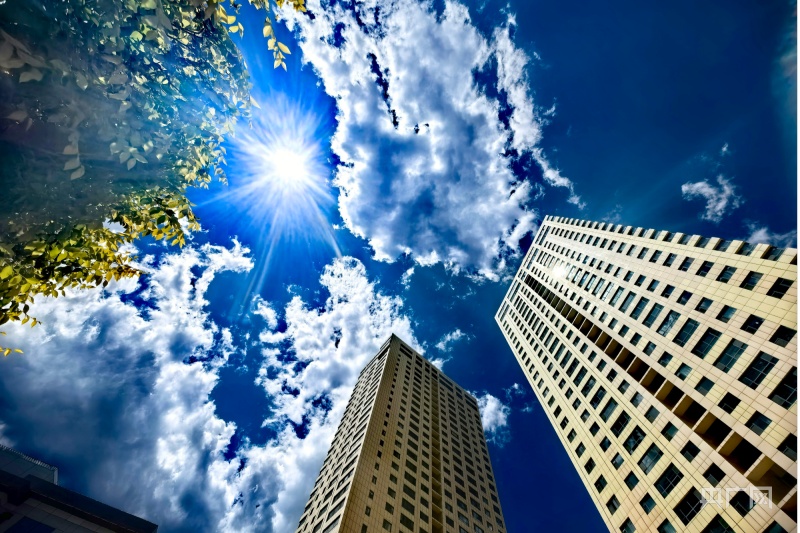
xmin=0 ymin=1 xmax=796 ymax=532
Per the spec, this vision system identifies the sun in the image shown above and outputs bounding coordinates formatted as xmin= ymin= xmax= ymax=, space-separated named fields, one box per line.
xmin=260 ymin=144 xmax=315 ymax=193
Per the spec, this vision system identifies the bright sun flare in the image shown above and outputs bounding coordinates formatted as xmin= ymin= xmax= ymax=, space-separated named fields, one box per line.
xmin=263 ymin=145 xmax=313 ymax=190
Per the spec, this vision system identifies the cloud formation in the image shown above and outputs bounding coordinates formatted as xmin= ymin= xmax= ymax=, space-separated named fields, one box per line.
xmin=285 ymin=0 xmax=579 ymax=278
xmin=681 ymin=175 xmax=742 ymax=223
xmin=745 ymin=223 xmax=798 ymax=248
xmin=474 ymin=392 xmax=512 ymax=446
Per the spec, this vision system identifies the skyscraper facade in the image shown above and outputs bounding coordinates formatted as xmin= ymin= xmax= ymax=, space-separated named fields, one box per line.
xmin=496 ymin=215 xmax=797 ymax=533
xmin=295 ymin=334 xmax=507 ymax=533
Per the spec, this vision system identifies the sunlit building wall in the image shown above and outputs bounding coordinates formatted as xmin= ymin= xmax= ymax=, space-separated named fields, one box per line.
xmin=496 ymin=215 xmax=797 ymax=533
xmin=295 ymin=335 xmax=507 ymax=533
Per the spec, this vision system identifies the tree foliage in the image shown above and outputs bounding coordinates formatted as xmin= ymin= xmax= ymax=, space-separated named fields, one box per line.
xmin=0 ymin=0 xmax=305 ymax=354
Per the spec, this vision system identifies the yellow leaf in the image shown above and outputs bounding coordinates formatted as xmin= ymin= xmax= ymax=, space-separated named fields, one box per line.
xmin=63 ymin=144 xmax=79 ymax=155
xmin=19 ymin=68 xmax=43 ymax=83
xmin=63 ymin=158 xmax=80 ymax=171
xmin=70 ymin=166 xmax=85 ymax=180
xmin=6 ymin=110 xmax=27 ymax=122
xmin=278 ymin=42 xmax=290 ymax=54
xmin=273 ymin=58 xmax=282 ymax=69
xmin=127 ymin=158 xmax=137 ymax=170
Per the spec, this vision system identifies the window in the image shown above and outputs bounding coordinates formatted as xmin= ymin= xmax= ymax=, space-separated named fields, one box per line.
xmin=620 ymin=325 xmax=629 ymax=337
xmin=645 ymin=407 xmax=659 ymax=422
xmin=630 ymin=333 xmax=641 ymax=345
xmin=740 ymin=271 xmax=762 ymax=290
xmin=764 ymin=522 xmax=790 ymax=533
xmin=620 ymin=518 xmax=636 ymax=533
xmin=730 ymin=491 xmax=755 ymax=516
xmin=770 ymin=326 xmax=797 ymax=348
xmin=600 ymin=437 xmax=611 ymax=451
xmin=642 ymin=304 xmax=663 ymax=327
xmin=739 ymin=352 xmax=778 ymax=389
xmin=746 ymin=412 xmax=772 ymax=435
xmin=769 ymin=368 xmax=797 ymax=408
xmin=703 ymin=464 xmax=725 ymax=487
xmin=716 ymin=305 xmax=736 ymax=323
xmin=695 ymin=377 xmax=714 ymax=395
xmin=691 ymin=328 xmax=721 ymax=358
xmin=673 ymin=318 xmax=700 ymax=347
xmin=678 ymin=258 xmax=694 ymax=272
xmin=619 ymin=292 xmax=636 ymax=312
xmin=657 ymin=520 xmax=676 ymax=533
xmin=663 ymin=253 xmax=677 ymax=267
xmin=383 ymin=520 xmax=393 ymax=531
xmin=661 ymin=284 xmax=675 ymax=298
xmin=640 ymin=493 xmax=656 ymax=513
xmin=646 ymin=279 xmax=659 ymax=292
xmin=600 ymin=399 xmax=618 ymax=421
xmin=631 ymin=393 xmax=643 ymax=407
xmin=638 ymin=444 xmax=663 ymax=474
xmin=630 ymin=297 xmax=650 ymax=319
xmin=737 ymin=242 xmax=755 ymax=256
xmin=658 ymin=352 xmax=673 ymax=367
xmin=655 ymin=464 xmax=684 ymax=497
xmin=778 ymin=435 xmax=797 ymax=461
xmin=763 ymin=246 xmax=784 ymax=261
xmin=718 ymin=393 xmax=740 ymax=414
xmin=675 ymin=363 xmax=691 ymax=380
xmin=576 ymin=443 xmax=586 ymax=457
xmin=624 ymin=472 xmax=639 ymax=489
xmin=696 ymin=260 xmax=713 ymax=277
xmin=681 ymin=442 xmax=700 ymax=462
xmin=611 ymin=412 xmax=632 ymax=438
xmin=656 ymin=311 xmax=681 ymax=336
xmin=590 ymin=423 xmax=600 ymax=435
xmin=585 ymin=458 xmax=596 ymax=473
xmin=714 ymin=339 xmax=748 ymax=372
xmin=715 ymin=266 xmax=736 ymax=283
xmin=676 ymin=290 xmax=692 ymax=305
xmin=649 ymin=250 xmax=662 ymax=263
xmin=767 ymin=278 xmax=793 ymax=299
xmin=643 ymin=342 xmax=656 ymax=355
xmin=567 ymin=429 xmax=577 ymax=442
xmin=674 ymin=489 xmax=703 ymax=525
xmin=694 ymin=297 xmax=712 ymax=313
xmin=611 ymin=453 xmax=624 ymax=469
xmin=634 ymin=274 xmax=646 ymax=286
xmin=594 ymin=475 xmax=607 ymax=493
xmin=606 ymin=495 xmax=620 ymax=515
xmin=661 ymin=422 xmax=678 ymax=441
xmin=741 ymin=314 xmax=764 ymax=334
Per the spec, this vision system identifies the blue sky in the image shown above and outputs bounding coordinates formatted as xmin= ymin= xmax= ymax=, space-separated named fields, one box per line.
xmin=0 ymin=1 xmax=795 ymax=532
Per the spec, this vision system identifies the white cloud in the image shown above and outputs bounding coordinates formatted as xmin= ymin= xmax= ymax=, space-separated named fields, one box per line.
xmin=283 ymin=1 xmax=580 ymax=278
xmin=400 ymin=266 xmax=415 ymax=288
xmin=745 ymin=223 xmax=798 ymax=248
xmin=474 ymin=392 xmax=511 ymax=446
xmin=434 ymin=328 xmax=468 ymax=352
xmin=680 ymin=175 xmax=742 ymax=223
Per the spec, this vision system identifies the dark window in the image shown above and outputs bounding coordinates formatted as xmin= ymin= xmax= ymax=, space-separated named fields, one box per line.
xmin=681 ymin=442 xmax=700 ymax=462
xmin=594 ymin=475 xmax=607 ymax=493
xmin=763 ymin=246 xmax=784 ymax=261
xmin=620 ymin=518 xmax=636 ymax=533
xmin=702 ymin=515 xmax=735 ymax=532
xmin=716 ymin=266 xmax=736 ymax=283
xmin=739 ymin=352 xmax=778 ymax=389
xmin=678 ymin=258 xmax=694 ymax=272
xmin=576 ymin=443 xmax=586 ymax=457
xmin=715 ymin=239 xmax=731 ymax=251
xmin=694 ymin=297 xmax=712 ymax=313
xmin=630 ymin=297 xmax=650 ymax=319
xmin=778 ymin=435 xmax=797 ymax=461
xmin=643 ymin=341 xmax=656 ymax=355
xmin=640 ymin=493 xmax=656 ymax=513
xmin=764 ymin=521 xmax=789 ymax=533
xmin=646 ymin=279 xmax=659 ymax=292
xmin=634 ymin=274 xmax=646 ymax=286
xmin=642 ymin=304 xmax=663 ymax=327
xmin=675 ymin=363 xmax=692 ymax=380
xmin=611 ymin=412 xmax=631 ymax=438
xmin=663 ymin=253 xmax=677 ymax=267
xmin=729 ymin=491 xmax=755 ymax=516
xmin=655 ymin=464 xmax=684 ymax=497
xmin=661 ymin=284 xmax=675 ymax=297
xmin=657 ymin=520 xmax=676 ymax=533
xmin=619 ymin=292 xmax=636 ymax=312
xmin=611 ymin=453 xmax=624 ymax=469
xmin=649 ymin=250 xmax=662 ymax=263
xmin=746 ymin=412 xmax=772 ymax=435
xmin=674 ymin=489 xmax=703 ymax=525
xmin=661 ymin=422 xmax=678 ymax=440
xmin=677 ymin=290 xmax=692 ymax=305
xmin=736 ymin=242 xmax=756 ymax=256
xmin=624 ymin=472 xmax=639 ymax=489
xmin=585 ymin=458 xmax=595 ymax=473
xmin=703 ymin=464 xmax=725 ymax=487
xmin=770 ymin=326 xmax=797 ymax=348
xmin=600 ymin=437 xmax=611 ymax=451
xmin=769 ymin=368 xmax=797 ymax=408
xmin=767 ymin=278 xmax=793 ymax=299
xmin=741 ymin=314 xmax=764 ymax=334
xmin=606 ymin=495 xmax=620 ymax=515
xmin=638 ymin=444 xmax=663 ymax=474
xmin=696 ymin=260 xmax=713 ymax=277
xmin=672 ymin=318 xmax=700 ymax=346
xmin=714 ymin=339 xmax=748 ymax=372
xmin=590 ymin=422 xmax=600 ymax=435
xmin=600 ymin=399 xmax=618 ymax=421
xmin=695 ymin=377 xmax=714 ymax=395
xmin=645 ymin=407 xmax=659 ymax=422
xmin=716 ymin=305 xmax=736 ymax=323
xmin=691 ymin=328 xmax=721 ymax=358
xmin=624 ymin=426 xmax=646 ymax=454
xmin=631 ymin=393 xmax=643 ymax=407
xmin=718 ymin=393 xmax=741 ymax=414
xmin=740 ymin=271 xmax=762 ymax=290
xmin=657 ymin=311 xmax=681 ymax=336
xmin=658 ymin=352 xmax=673 ymax=367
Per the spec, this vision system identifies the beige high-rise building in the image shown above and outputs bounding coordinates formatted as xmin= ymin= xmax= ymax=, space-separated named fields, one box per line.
xmin=295 ymin=334 xmax=507 ymax=533
xmin=496 ymin=215 xmax=797 ymax=533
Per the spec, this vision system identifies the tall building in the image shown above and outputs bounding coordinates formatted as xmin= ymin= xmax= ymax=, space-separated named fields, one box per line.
xmin=496 ymin=215 xmax=797 ymax=533
xmin=295 ymin=334 xmax=507 ymax=533
xmin=0 ymin=444 xmax=158 ymax=532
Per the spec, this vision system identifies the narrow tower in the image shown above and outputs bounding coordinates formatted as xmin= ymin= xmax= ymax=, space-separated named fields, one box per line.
xmin=296 ymin=335 xmax=507 ymax=533
xmin=497 ymin=215 xmax=797 ymax=533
